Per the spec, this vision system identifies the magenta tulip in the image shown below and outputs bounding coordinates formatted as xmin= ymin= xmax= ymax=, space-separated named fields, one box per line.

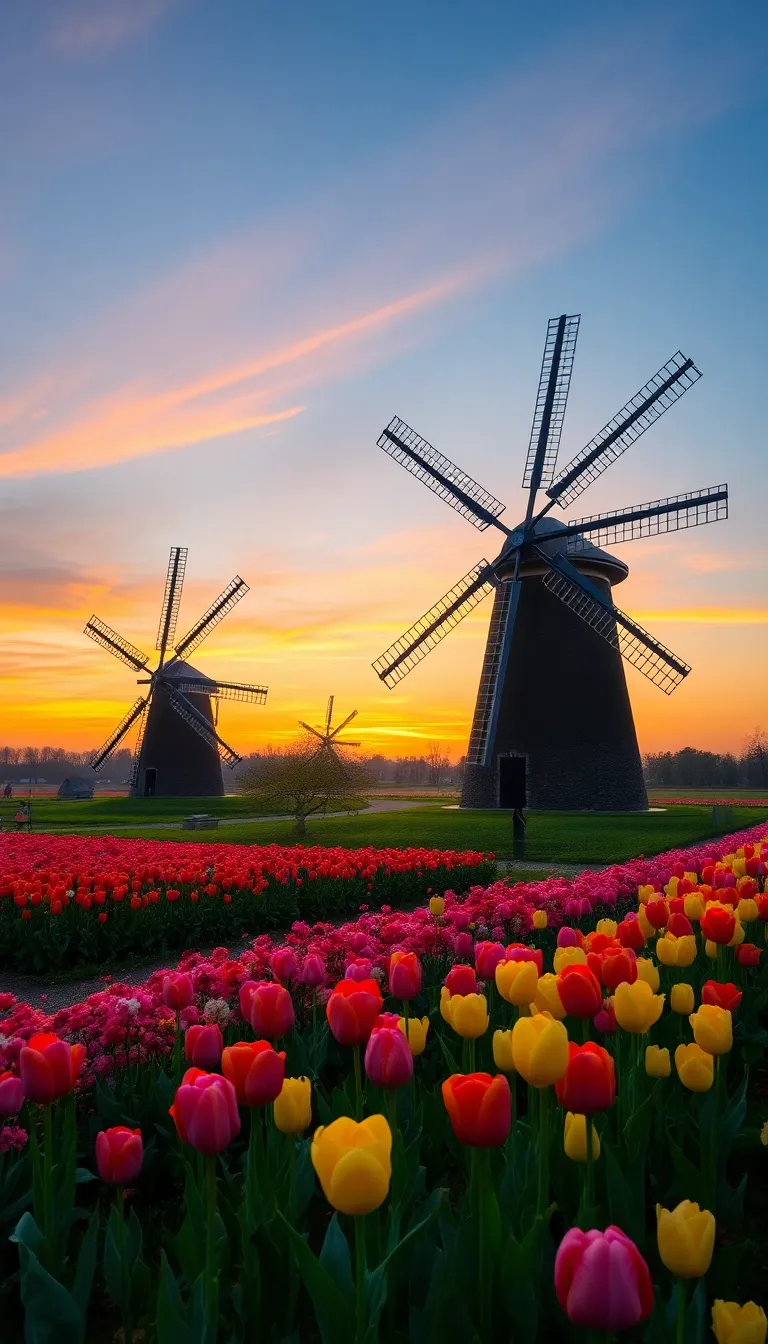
xmin=555 ymin=1226 xmax=654 ymax=1332
xmin=364 ymin=1026 xmax=414 ymax=1089
xmin=185 ymin=1023 xmax=223 ymax=1071
xmin=161 ymin=973 xmax=194 ymax=1011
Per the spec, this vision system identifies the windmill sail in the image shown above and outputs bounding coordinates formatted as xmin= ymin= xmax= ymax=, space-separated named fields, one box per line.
xmin=171 ymin=678 xmax=268 ymax=704
xmin=166 ymin=686 xmax=241 ymax=766
xmin=85 ymin=617 xmax=149 ymax=672
xmin=173 ymin=576 xmax=250 ymax=660
xmin=378 ymin=418 xmax=507 ymax=532
xmin=128 ymin=702 xmax=150 ymax=787
xmin=156 ymin=546 xmax=188 ymax=661
xmin=465 ymin=581 xmax=521 ymax=766
xmin=373 ymin=562 xmax=496 ymax=688
xmin=91 ymin=697 xmax=149 ymax=770
xmin=540 ymin=549 xmax=690 ymax=694
xmin=522 ymin=313 xmax=580 ymax=494
xmin=561 ymin=486 xmax=728 ymax=551
xmin=547 ymin=352 xmax=701 ymax=508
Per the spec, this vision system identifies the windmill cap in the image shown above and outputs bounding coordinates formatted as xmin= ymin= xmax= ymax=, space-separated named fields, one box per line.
xmin=497 ymin=516 xmax=629 ymax=586
xmin=160 ymin=660 xmax=218 ymax=687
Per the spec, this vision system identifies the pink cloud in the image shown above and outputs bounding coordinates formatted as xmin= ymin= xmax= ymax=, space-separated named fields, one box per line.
xmin=50 ymin=0 xmax=178 ymax=54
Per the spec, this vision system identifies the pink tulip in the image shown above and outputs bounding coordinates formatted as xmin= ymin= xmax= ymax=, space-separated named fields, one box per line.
xmin=474 ymin=942 xmax=506 ymax=981
xmin=345 ymin=958 xmax=373 ymax=982
xmin=300 ymin=954 xmax=326 ymax=987
xmin=169 ymin=1069 xmax=241 ymax=1154
xmin=364 ymin=1026 xmax=413 ymax=1088
xmin=270 ymin=946 xmax=299 ymax=981
xmin=161 ymin=973 xmax=194 ymax=1011
xmin=0 ymin=1071 xmax=24 ymax=1118
xmin=454 ymin=932 xmax=473 ymax=960
xmin=247 ymin=982 xmax=295 ymax=1040
xmin=555 ymin=1226 xmax=654 ymax=1332
xmin=184 ymin=1023 xmax=223 ymax=1070
xmin=557 ymin=927 xmax=580 ymax=948
xmin=19 ymin=1033 xmax=85 ymax=1104
xmin=95 ymin=1127 xmax=143 ymax=1185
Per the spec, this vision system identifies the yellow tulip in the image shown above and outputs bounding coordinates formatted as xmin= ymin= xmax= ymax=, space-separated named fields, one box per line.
xmin=439 ymin=987 xmax=489 ymax=1039
xmin=639 ymin=883 xmax=657 ymax=903
xmin=657 ymin=933 xmax=697 ymax=968
xmin=705 ymin=939 xmax=718 ymax=960
xmin=564 ymin=1112 xmax=600 ymax=1163
xmin=495 ymin=959 xmax=539 ymax=1007
xmin=712 ymin=1301 xmax=767 ymax=1344
xmin=311 ymin=1114 xmax=391 ymax=1215
xmin=738 ymin=898 xmax=758 ymax=924
xmin=670 ymin=983 xmax=695 ymax=1015
xmin=511 ymin=1013 xmax=569 ymax=1088
xmin=553 ymin=946 xmax=587 ymax=974
xmin=689 ymin=1004 xmax=732 ymax=1055
xmin=646 ymin=1045 xmax=671 ymax=1078
xmin=729 ymin=920 xmax=745 ymax=948
xmin=533 ymin=973 xmax=567 ymax=1021
xmin=596 ymin=918 xmax=618 ymax=937
xmin=684 ymin=893 xmax=705 ymax=922
xmin=675 ymin=1042 xmax=714 ymax=1092
xmin=636 ymin=906 xmax=656 ymax=939
xmin=532 ymin=909 xmax=548 ymax=930
xmin=614 ymin=980 xmax=665 ymax=1034
xmin=683 ymin=871 xmax=699 ymax=885
xmin=656 ymin=1200 xmax=715 ymax=1277
xmin=428 ymin=895 xmax=445 ymax=917
xmin=664 ymin=876 xmax=679 ymax=899
xmin=732 ymin=857 xmax=747 ymax=878
xmin=492 ymin=1029 xmax=516 ymax=1073
xmin=636 ymin=958 xmax=661 ymax=992
xmin=398 ymin=1015 xmax=429 ymax=1056
xmin=274 ymin=1077 xmax=312 ymax=1134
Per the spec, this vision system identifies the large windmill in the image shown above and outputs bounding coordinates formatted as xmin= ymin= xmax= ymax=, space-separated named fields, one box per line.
xmin=299 ymin=697 xmax=360 ymax=762
xmin=85 ymin=547 xmax=268 ymax=798
xmin=373 ymin=314 xmax=728 ymax=812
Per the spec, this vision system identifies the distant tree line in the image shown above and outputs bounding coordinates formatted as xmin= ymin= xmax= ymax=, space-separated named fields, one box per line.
xmin=643 ymin=730 xmax=768 ymax=789
xmin=234 ymin=742 xmax=463 ymax=789
xmin=0 ymin=746 xmax=131 ymax=785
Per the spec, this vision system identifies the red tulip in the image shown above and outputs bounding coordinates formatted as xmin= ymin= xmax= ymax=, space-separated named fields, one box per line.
xmin=221 ymin=1041 xmax=286 ymax=1106
xmin=326 ymin=978 xmax=383 ymax=1047
xmin=701 ymin=904 xmax=736 ymax=945
xmin=19 ymin=1033 xmax=85 ymax=1104
xmin=756 ymin=894 xmax=768 ymax=921
xmin=505 ymin=943 xmax=544 ymax=975
xmin=270 ymin=946 xmax=299 ymax=981
xmin=95 ymin=1126 xmax=143 ymax=1185
xmin=616 ymin=918 xmax=646 ymax=950
xmin=555 ymin=1226 xmax=653 ymax=1331
xmin=555 ymin=1042 xmax=615 ymax=1115
xmin=667 ymin=912 xmax=694 ymax=938
xmin=644 ymin=897 xmax=669 ymax=929
xmin=701 ymin=980 xmax=742 ymax=1012
xmin=364 ymin=1026 xmax=413 ymax=1088
xmin=557 ymin=965 xmax=603 ymax=1019
xmin=736 ymin=943 xmax=761 ymax=968
xmin=589 ymin=948 xmax=637 ymax=991
xmin=444 ymin=964 xmax=478 ymax=997
xmin=474 ymin=941 xmax=506 ymax=981
xmin=170 ymin=1069 xmax=241 ymax=1152
xmin=185 ymin=1023 xmax=223 ymax=1070
xmin=161 ymin=973 xmax=194 ymax=1011
xmin=0 ymin=1070 xmax=24 ymax=1118
xmin=388 ymin=951 xmax=422 ymax=999
xmin=442 ymin=1073 xmax=511 ymax=1147
xmin=246 ymin=982 xmax=295 ymax=1040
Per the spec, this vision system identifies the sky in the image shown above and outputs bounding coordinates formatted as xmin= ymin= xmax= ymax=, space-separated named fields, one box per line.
xmin=1 ymin=0 xmax=766 ymax=763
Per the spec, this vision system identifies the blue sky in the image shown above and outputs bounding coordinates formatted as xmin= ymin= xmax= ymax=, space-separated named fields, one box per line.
xmin=0 ymin=0 xmax=766 ymax=756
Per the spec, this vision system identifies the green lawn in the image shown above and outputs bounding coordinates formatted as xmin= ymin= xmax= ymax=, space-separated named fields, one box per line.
xmin=41 ymin=805 xmax=767 ymax=864
xmin=647 ymin=787 xmax=768 ymax=799
xmin=0 ymin=793 xmax=363 ymax=829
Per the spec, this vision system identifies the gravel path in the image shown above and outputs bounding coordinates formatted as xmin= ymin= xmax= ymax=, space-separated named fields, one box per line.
xmin=42 ymin=797 xmax=436 ymax=834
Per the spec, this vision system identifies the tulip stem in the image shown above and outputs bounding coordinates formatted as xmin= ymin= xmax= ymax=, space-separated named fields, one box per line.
xmin=42 ymin=1104 xmax=53 ymax=1245
xmin=173 ymin=1009 xmax=182 ymax=1081
xmin=287 ymin=1135 xmax=296 ymax=1225
xmin=585 ymin=1115 xmax=595 ymax=1228
xmin=675 ymin=1278 xmax=687 ymax=1344
xmin=353 ymin=1046 xmax=363 ymax=1121
xmin=311 ymin=988 xmax=318 ymax=1038
xmin=471 ymin=1147 xmax=491 ymax=1338
xmin=402 ymin=999 xmax=410 ymax=1035
xmin=537 ymin=1086 xmax=550 ymax=1218
xmin=116 ymin=1188 xmax=133 ymax=1344
xmin=204 ymin=1153 xmax=218 ymax=1342
xmin=354 ymin=1215 xmax=367 ymax=1344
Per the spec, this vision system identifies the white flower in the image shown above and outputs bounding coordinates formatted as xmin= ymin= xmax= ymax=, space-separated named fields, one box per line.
xmin=116 ymin=997 xmax=140 ymax=1016
xmin=203 ymin=998 xmax=230 ymax=1027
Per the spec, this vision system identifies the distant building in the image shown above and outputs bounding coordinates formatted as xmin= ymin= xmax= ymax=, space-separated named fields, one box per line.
xmin=58 ymin=777 xmax=94 ymax=800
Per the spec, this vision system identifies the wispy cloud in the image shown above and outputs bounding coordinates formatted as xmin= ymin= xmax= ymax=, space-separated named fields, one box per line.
xmin=633 ymin=608 xmax=768 ymax=624
xmin=50 ymin=0 xmax=178 ymax=55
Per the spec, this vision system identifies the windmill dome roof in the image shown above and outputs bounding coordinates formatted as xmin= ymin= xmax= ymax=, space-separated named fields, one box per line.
xmin=161 ymin=660 xmax=218 ymax=687
xmin=510 ymin=515 xmax=629 ymax=586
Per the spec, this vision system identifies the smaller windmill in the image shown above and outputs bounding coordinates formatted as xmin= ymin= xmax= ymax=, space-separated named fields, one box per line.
xmin=85 ymin=547 xmax=268 ymax=797
xmin=299 ymin=697 xmax=360 ymax=762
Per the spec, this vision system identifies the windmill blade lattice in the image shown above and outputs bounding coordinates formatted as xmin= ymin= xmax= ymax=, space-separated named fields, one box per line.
xmin=547 ymin=352 xmax=701 ymax=508
xmin=173 ymin=576 xmax=250 ymax=661
xmin=91 ymin=697 xmax=149 ymax=771
xmin=156 ymin=546 xmax=188 ymax=661
xmin=378 ymin=417 xmax=508 ymax=532
xmin=85 ymin=617 xmax=149 ymax=672
xmin=522 ymin=313 xmax=580 ymax=493
xmin=166 ymin=686 xmax=242 ymax=767
xmin=172 ymin=678 xmax=268 ymax=705
xmin=373 ymin=561 xmax=496 ymax=688
xmin=562 ymin=486 xmax=728 ymax=552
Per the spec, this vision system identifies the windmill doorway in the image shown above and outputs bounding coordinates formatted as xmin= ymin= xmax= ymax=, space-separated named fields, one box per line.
xmin=499 ymin=755 xmax=526 ymax=809
xmin=143 ymin=769 xmax=157 ymax=798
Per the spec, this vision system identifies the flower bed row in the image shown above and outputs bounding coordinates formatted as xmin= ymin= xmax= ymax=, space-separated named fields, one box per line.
xmin=648 ymin=797 xmax=768 ymax=807
xmin=0 ymin=837 xmax=493 ymax=974
xmin=0 ymin=829 xmax=766 ymax=1341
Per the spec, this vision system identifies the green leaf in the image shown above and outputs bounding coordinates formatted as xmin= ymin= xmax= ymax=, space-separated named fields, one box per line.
xmin=70 ymin=1208 xmax=99 ymax=1319
xmin=275 ymin=1210 xmax=354 ymax=1344
xmin=156 ymin=1251 xmax=206 ymax=1344
xmin=11 ymin=1212 xmax=86 ymax=1344
xmin=366 ymin=1190 xmax=444 ymax=1334
xmin=605 ymin=1143 xmax=644 ymax=1246
xmin=624 ymin=1081 xmax=661 ymax=1160
xmin=319 ymin=1213 xmax=354 ymax=1300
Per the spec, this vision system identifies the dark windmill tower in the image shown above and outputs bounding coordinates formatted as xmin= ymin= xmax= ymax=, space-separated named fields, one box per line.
xmin=373 ymin=315 xmax=729 ymax=811
xmin=85 ymin=547 xmax=268 ymax=798
xmin=299 ymin=697 xmax=361 ymax=760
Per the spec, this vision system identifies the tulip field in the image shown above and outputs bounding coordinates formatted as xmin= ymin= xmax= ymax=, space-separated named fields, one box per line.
xmin=0 ymin=826 xmax=767 ymax=1341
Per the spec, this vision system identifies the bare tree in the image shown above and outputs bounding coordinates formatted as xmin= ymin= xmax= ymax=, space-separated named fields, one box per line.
xmin=239 ymin=736 xmax=371 ymax=837
xmin=744 ymin=727 xmax=768 ymax=788
xmin=425 ymin=742 xmax=450 ymax=787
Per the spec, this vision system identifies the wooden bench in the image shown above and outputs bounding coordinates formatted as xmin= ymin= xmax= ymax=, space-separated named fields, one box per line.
xmin=182 ymin=814 xmax=220 ymax=830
